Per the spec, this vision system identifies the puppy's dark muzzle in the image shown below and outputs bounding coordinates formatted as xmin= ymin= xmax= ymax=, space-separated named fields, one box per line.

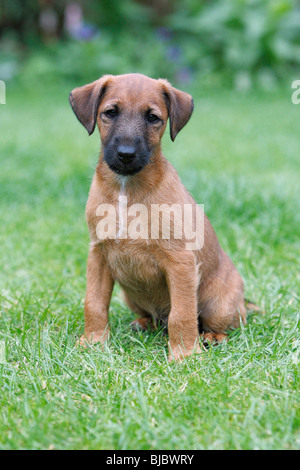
xmin=117 ymin=145 xmax=136 ymax=164
xmin=103 ymin=134 xmax=150 ymax=175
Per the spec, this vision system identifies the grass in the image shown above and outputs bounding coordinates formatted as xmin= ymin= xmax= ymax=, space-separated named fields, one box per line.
xmin=0 ymin=81 xmax=299 ymax=450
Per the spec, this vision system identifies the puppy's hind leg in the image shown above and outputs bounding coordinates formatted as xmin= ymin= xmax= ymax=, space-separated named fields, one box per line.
xmin=199 ymin=296 xmax=247 ymax=344
xmin=198 ymin=254 xmax=247 ymax=344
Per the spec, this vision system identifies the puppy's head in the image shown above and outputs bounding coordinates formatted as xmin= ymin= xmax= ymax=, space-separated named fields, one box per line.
xmin=69 ymin=73 xmax=193 ymax=176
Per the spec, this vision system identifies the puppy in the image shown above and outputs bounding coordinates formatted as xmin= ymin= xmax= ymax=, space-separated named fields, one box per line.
xmin=69 ymin=73 xmax=247 ymax=361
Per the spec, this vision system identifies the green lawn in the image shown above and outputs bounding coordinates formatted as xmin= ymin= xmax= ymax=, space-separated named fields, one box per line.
xmin=0 ymin=82 xmax=299 ymax=450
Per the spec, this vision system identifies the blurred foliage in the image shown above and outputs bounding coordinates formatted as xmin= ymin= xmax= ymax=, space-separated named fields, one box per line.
xmin=167 ymin=0 xmax=300 ymax=86
xmin=0 ymin=0 xmax=299 ymax=88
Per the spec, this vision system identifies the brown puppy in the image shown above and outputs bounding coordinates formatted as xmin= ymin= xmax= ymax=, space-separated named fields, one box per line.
xmin=69 ymin=73 xmax=246 ymax=361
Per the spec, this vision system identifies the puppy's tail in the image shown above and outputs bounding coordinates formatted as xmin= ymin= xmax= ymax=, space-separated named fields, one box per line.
xmin=244 ymin=298 xmax=263 ymax=314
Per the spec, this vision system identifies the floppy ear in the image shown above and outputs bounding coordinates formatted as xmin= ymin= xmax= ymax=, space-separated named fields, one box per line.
xmin=159 ymin=79 xmax=194 ymax=142
xmin=69 ymin=75 xmax=112 ymax=135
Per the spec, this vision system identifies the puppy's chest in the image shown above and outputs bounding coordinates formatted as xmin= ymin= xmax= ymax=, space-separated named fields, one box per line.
xmin=105 ymin=240 xmax=162 ymax=290
xmin=96 ymin=189 xmax=161 ymax=287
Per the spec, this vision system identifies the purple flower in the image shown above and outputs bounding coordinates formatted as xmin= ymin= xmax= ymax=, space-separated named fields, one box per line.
xmin=176 ymin=67 xmax=194 ymax=84
xmin=166 ymin=45 xmax=182 ymax=62
xmin=156 ymin=27 xmax=173 ymax=42
xmin=73 ymin=24 xmax=98 ymax=41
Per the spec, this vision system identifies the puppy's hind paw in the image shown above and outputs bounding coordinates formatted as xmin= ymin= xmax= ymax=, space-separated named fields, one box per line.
xmin=201 ymin=332 xmax=228 ymax=347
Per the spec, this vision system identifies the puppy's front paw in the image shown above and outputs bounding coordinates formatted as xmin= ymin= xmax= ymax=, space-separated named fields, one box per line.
xmin=168 ymin=344 xmax=202 ymax=362
xmin=77 ymin=330 xmax=109 ymax=348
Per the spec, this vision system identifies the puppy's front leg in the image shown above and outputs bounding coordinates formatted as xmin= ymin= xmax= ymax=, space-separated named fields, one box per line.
xmin=79 ymin=243 xmax=114 ymax=346
xmin=163 ymin=253 xmax=201 ymax=361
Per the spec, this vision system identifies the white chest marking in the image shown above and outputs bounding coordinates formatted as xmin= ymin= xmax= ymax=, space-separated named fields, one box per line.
xmin=117 ymin=179 xmax=128 ymax=239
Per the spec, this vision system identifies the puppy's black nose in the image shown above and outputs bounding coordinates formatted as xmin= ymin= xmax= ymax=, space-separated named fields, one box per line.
xmin=117 ymin=145 xmax=136 ymax=163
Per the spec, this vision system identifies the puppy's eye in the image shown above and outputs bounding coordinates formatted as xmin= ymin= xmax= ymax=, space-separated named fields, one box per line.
xmin=147 ymin=113 xmax=159 ymax=123
xmin=105 ymin=108 xmax=118 ymax=118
